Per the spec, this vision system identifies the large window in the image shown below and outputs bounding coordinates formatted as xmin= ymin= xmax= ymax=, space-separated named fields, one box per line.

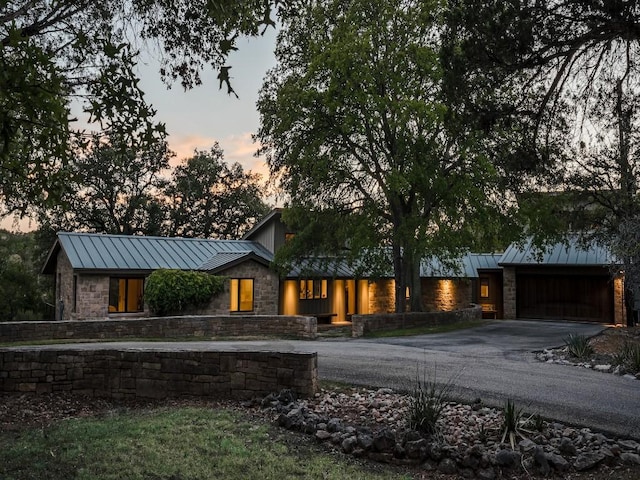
xmin=299 ymin=279 xmax=327 ymax=300
xmin=109 ymin=278 xmax=145 ymax=313
xmin=230 ymin=278 xmax=254 ymax=312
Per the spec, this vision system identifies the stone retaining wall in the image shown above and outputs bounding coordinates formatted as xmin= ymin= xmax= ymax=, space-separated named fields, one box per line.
xmin=351 ymin=305 xmax=482 ymax=337
xmin=0 ymin=348 xmax=318 ymax=399
xmin=0 ymin=315 xmax=317 ymax=343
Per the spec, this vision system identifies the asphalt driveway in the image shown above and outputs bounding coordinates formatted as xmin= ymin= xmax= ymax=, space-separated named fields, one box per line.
xmin=357 ymin=319 xmax=606 ymax=359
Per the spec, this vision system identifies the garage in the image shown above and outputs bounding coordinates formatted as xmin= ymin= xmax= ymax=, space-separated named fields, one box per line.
xmin=516 ymin=268 xmax=614 ymax=323
xmin=500 ymin=238 xmax=620 ymax=324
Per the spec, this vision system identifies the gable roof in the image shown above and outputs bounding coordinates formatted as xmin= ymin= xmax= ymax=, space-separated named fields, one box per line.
xmin=242 ymin=208 xmax=283 ymax=240
xmin=499 ymin=237 xmax=614 ymax=266
xmin=42 ymin=232 xmax=273 ymax=274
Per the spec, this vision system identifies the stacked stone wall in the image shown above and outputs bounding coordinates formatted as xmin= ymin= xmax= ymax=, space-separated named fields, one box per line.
xmin=368 ymin=280 xmax=396 ymax=313
xmin=502 ymin=267 xmax=517 ymax=319
xmin=0 ymin=348 xmax=317 ymax=399
xmin=421 ymin=278 xmax=472 ymax=311
xmin=351 ymin=305 xmax=482 ymax=337
xmin=0 ymin=315 xmax=317 ymax=343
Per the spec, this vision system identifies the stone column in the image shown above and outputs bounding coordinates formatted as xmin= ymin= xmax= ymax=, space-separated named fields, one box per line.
xmin=503 ymin=267 xmax=517 ymax=319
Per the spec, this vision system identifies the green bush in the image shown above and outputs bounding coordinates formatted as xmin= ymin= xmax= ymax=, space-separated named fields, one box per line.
xmin=144 ymin=269 xmax=225 ymax=316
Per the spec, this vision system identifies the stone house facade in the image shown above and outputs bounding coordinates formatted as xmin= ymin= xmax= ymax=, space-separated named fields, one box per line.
xmin=43 ymin=233 xmax=279 ymax=321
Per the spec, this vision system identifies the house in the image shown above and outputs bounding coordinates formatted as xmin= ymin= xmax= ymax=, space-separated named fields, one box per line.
xmin=41 ymin=233 xmax=279 ymax=320
xmin=243 ymin=210 xmax=503 ymax=323
xmin=43 ymin=210 xmax=626 ymax=325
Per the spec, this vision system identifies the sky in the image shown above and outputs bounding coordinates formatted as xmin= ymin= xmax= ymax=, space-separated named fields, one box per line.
xmin=0 ymin=29 xmax=278 ymax=232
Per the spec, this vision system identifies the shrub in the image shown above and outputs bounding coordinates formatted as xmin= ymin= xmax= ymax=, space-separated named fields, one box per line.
xmin=613 ymin=341 xmax=640 ymax=374
xmin=563 ymin=333 xmax=594 ymax=360
xmin=406 ymin=366 xmax=453 ymax=436
xmin=144 ymin=269 xmax=225 ymax=316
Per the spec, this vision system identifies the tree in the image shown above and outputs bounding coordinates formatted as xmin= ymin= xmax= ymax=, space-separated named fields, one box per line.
xmin=449 ymin=1 xmax=640 ymax=323
xmin=165 ymin=144 xmax=270 ymax=239
xmin=257 ymin=0 xmax=512 ymax=312
xmin=0 ymin=230 xmax=51 ymax=320
xmin=1 ymin=0 xmax=284 ymax=215
xmin=40 ymin=52 xmax=173 ymax=236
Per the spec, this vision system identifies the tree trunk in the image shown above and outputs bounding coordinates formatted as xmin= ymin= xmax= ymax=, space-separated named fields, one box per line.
xmin=393 ymin=242 xmax=406 ymax=313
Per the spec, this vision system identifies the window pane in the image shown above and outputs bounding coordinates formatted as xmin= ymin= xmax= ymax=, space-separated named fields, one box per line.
xmin=240 ymin=279 xmax=254 ymax=311
xmin=230 ymin=279 xmax=239 ymax=311
xmin=480 ymin=279 xmax=489 ymax=298
xmin=321 ymin=279 xmax=327 ymax=298
xmin=109 ymin=278 xmax=120 ymax=312
xmin=127 ymin=279 xmax=144 ymax=312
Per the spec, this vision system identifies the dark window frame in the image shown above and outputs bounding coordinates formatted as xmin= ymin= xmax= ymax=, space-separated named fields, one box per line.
xmin=230 ymin=278 xmax=255 ymax=312
xmin=109 ymin=277 xmax=145 ymax=313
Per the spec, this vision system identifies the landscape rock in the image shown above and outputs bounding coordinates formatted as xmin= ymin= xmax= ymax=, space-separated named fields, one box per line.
xmin=495 ymin=449 xmax=521 ymax=468
xmin=574 ymin=451 xmax=606 ymax=471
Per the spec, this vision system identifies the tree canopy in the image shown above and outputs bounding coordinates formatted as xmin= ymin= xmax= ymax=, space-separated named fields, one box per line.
xmin=257 ymin=0 xmax=516 ymax=312
xmin=1 ymin=0 xmax=283 ymax=215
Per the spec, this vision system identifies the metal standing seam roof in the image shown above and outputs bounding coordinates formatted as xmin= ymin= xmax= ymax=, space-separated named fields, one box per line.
xmin=52 ymin=232 xmax=273 ymax=272
xmin=498 ymin=237 xmax=615 ymax=266
xmin=420 ymin=253 xmax=502 ymax=278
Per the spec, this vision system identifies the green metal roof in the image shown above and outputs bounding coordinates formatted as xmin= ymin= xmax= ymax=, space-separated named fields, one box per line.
xmin=43 ymin=232 xmax=273 ymax=274
xmin=499 ymin=237 xmax=614 ymax=266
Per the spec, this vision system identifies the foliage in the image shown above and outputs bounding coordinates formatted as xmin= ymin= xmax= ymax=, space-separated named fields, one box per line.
xmin=563 ymin=334 xmax=594 ymax=360
xmin=1 ymin=0 xmax=282 ymax=215
xmin=0 ymin=407 xmax=403 ymax=479
xmin=501 ymin=399 xmax=533 ymax=450
xmin=406 ymin=365 xmax=453 ymax=436
xmin=613 ymin=341 xmax=640 ymax=374
xmin=0 ymin=230 xmax=52 ymax=320
xmin=144 ymin=269 xmax=225 ymax=316
xmin=257 ymin=0 xmax=516 ymax=312
xmin=165 ymin=144 xmax=270 ymax=239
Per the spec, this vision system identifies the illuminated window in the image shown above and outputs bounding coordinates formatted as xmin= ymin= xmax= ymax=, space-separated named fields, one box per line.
xmin=480 ymin=278 xmax=489 ymax=298
xmin=299 ymin=279 xmax=327 ymax=299
xmin=285 ymin=233 xmax=296 ymax=242
xmin=109 ymin=278 xmax=144 ymax=313
xmin=230 ymin=278 xmax=254 ymax=312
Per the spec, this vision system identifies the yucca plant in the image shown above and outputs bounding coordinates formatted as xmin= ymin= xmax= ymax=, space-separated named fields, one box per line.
xmin=613 ymin=341 xmax=640 ymax=373
xmin=407 ymin=366 xmax=453 ymax=436
xmin=564 ymin=333 xmax=594 ymax=360
xmin=501 ymin=399 xmax=533 ymax=449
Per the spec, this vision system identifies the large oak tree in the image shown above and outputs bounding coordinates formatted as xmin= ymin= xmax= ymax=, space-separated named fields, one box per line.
xmin=257 ymin=0 xmax=512 ymax=312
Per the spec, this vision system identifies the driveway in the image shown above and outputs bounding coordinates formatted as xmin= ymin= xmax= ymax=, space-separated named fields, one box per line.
xmin=357 ymin=319 xmax=606 ymax=359
xmin=13 ymin=320 xmax=640 ymax=440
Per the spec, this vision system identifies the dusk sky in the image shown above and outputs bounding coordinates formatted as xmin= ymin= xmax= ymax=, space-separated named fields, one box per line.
xmin=1 ymin=29 xmax=278 ymax=232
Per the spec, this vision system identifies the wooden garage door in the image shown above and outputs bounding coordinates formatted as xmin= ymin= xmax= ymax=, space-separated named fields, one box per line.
xmin=517 ymin=274 xmax=613 ymax=323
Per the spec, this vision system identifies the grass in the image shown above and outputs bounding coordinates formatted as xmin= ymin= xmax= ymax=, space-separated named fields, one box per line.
xmin=366 ymin=320 xmax=492 ymax=338
xmin=0 ymin=407 xmax=410 ymax=480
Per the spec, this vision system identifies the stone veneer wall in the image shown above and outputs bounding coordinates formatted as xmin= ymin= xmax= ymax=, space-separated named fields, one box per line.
xmin=203 ymin=261 xmax=279 ymax=315
xmin=0 ymin=315 xmax=317 ymax=343
xmin=351 ymin=305 xmax=482 ymax=337
xmin=0 ymin=348 xmax=317 ymax=399
xmin=614 ymin=276 xmax=626 ymax=326
xmin=502 ymin=267 xmax=517 ymax=319
xmin=367 ymin=279 xmax=396 ymax=313
xmin=421 ymin=278 xmax=472 ymax=311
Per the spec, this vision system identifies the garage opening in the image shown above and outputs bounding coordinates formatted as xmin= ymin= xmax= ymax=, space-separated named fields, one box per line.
xmin=517 ymin=269 xmax=613 ymax=323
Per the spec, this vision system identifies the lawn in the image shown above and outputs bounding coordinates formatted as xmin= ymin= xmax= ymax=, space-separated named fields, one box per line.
xmin=0 ymin=405 xmax=411 ymax=480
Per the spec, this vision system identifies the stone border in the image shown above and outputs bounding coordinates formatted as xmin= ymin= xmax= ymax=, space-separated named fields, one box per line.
xmin=351 ymin=305 xmax=482 ymax=337
xmin=0 ymin=315 xmax=317 ymax=343
xmin=0 ymin=348 xmax=318 ymax=400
